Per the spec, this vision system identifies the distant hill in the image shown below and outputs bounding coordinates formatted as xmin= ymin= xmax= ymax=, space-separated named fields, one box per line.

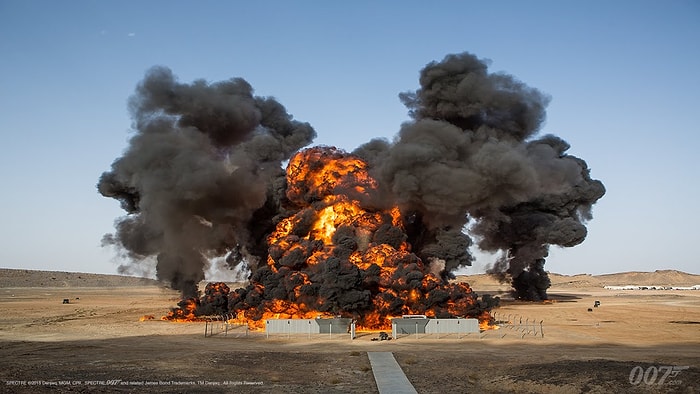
xmin=591 ymin=269 xmax=700 ymax=286
xmin=455 ymin=269 xmax=700 ymax=289
xmin=0 ymin=268 xmax=161 ymax=288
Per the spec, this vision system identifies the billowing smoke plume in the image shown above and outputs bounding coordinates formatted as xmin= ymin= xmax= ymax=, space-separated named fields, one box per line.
xmin=100 ymin=51 xmax=604 ymax=307
xmin=98 ymin=66 xmax=315 ymax=297
xmin=355 ymin=52 xmax=605 ymax=299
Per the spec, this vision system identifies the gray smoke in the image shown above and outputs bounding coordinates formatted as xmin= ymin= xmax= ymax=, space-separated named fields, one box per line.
xmin=355 ymin=52 xmax=605 ymax=299
xmin=98 ymin=66 xmax=315 ymax=297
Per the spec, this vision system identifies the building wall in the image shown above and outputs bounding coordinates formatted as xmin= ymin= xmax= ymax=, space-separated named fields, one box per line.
xmin=391 ymin=318 xmax=479 ymax=338
xmin=425 ymin=318 xmax=478 ymax=334
xmin=392 ymin=318 xmax=429 ymax=335
xmin=265 ymin=319 xmax=319 ymax=334
xmin=317 ymin=318 xmax=352 ymax=334
xmin=264 ymin=318 xmax=352 ymax=334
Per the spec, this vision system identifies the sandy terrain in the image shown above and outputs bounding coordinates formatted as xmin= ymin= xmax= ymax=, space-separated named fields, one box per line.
xmin=0 ymin=268 xmax=698 ymax=393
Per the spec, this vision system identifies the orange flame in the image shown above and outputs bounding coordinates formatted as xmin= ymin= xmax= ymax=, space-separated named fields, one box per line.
xmin=227 ymin=300 xmax=335 ymax=331
xmin=161 ymin=298 xmax=202 ymax=322
xmin=478 ymin=310 xmax=498 ymax=330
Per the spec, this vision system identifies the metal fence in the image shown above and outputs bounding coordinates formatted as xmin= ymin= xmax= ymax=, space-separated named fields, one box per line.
xmin=203 ymin=313 xmax=249 ymax=338
xmin=490 ymin=311 xmax=544 ymax=339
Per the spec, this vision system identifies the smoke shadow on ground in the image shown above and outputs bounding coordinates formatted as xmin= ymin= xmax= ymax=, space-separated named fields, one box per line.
xmin=542 ymin=293 xmax=585 ymax=302
xmin=490 ymin=292 xmax=585 ymax=304
xmin=2 ymin=336 xmax=698 ymax=394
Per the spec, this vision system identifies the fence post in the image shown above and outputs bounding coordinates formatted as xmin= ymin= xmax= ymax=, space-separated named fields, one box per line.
xmin=540 ymin=320 xmax=544 ymax=338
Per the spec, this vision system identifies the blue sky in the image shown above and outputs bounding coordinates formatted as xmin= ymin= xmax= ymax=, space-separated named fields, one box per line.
xmin=0 ymin=1 xmax=698 ymax=276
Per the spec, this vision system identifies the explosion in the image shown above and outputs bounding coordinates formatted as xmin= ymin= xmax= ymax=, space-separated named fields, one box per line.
xmin=99 ymin=51 xmax=605 ymax=327
xmin=219 ymin=146 xmax=497 ymax=329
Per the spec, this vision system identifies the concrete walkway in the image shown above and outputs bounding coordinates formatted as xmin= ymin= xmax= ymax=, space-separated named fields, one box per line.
xmin=367 ymin=352 xmax=418 ymax=394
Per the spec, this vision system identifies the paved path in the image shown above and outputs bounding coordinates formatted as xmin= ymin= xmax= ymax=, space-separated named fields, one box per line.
xmin=367 ymin=352 xmax=418 ymax=394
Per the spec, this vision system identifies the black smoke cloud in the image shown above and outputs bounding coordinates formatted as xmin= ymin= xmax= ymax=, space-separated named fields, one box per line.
xmin=98 ymin=66 xmax=315 ymax=297
xmin=355 ymin=52 xmax=605 ymax=299
xmin=100 ymin=52 xmax=604 ymax=301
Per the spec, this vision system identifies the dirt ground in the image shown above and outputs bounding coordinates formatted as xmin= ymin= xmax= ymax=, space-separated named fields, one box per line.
xmin=0 ymin=269 xmax=698 ymax=393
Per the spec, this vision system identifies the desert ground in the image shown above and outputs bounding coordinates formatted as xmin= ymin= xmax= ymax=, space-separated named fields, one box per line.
xmin=0 ymin=268 xmax=698 ymax=393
